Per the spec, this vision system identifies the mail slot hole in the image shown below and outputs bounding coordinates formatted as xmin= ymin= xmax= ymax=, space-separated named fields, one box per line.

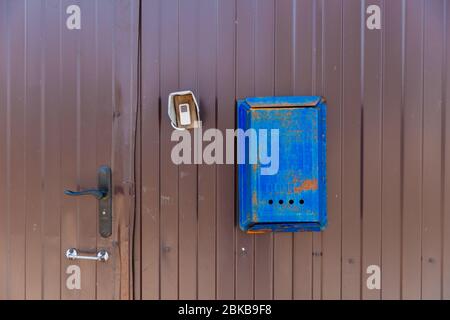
xmin=268 ymin=199 xmax=298 ymax=206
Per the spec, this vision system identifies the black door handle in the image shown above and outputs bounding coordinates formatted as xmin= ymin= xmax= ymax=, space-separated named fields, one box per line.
xmin=64 ymin=189 xmax=107 ymax=200
xmin=63 ymin=166 xmax=113 ymax=238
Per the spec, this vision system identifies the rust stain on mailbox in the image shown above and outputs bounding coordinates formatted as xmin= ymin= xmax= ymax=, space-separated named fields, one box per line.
xmin=294 ymin=179 xmax=319 ymax=193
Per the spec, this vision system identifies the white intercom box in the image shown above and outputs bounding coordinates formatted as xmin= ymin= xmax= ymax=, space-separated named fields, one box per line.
xmin=168 ymin=90 xmax=201 ymax=130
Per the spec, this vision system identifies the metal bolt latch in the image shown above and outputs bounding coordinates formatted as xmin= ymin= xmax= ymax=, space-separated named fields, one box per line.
xmin=65 ymin=248 xmax=109 ymax=262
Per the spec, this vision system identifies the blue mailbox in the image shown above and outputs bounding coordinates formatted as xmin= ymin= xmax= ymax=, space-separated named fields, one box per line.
xmin=237 ymin=96 xmax=327 ymax=233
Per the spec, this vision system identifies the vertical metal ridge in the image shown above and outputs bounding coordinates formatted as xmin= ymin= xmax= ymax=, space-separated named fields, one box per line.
xmin=444 ymin=0 xmax=450 ymax=299
xmin=194 ymin=0 xmax=200 ymax=300
xmin=290 ymin=1 xmax=296 ymax=300
xmin=233 ymin=0 xmax=238 ymax=300
xmin=111 ymin=1 xmax=117 ymax=298
xmin=131 ymin=0 xmax=140 ymax=299
xmin=23 ymin=0 xmax=28 ymax=299
xmin=5 ymin=0 xmax=12 ymax=299
xmin=75 ymin=0 xmax=80 ymax=249
xmin=311 ymin=0 xmax=317 ymax=299
xmin=39 ymin=0 xmax=46 ymax=299
xmin=359 ymin=0 xmax=365 ymax=300
xmin=158 ymin=0 xmax=164 ymax=289
xmin=379 ymin=0 xmax=385 ymax=300
xmin=271 ymin=0 xmax=276 ymax=300
xmin=319 ymin=0 xmax=325 ymax=300
xmin=58 ymin=0 xmax=63 ymax=299
xmin=0 ymin=0 xmax=7 ymax=299
xmin=419 ymin=0 xmax=425 ymax=299
xmin=399 ymin=0 xmax=406 ymax=300
xmin=291 ymin=0 xmax=297 ymax=94
xmin=134 ymin=0 xmax=144 ymax=300
xmin=339 ymin=0 xmax=345 ymax=300
xmin=250 ymin=0 xmax=256 ymax=298
xmin=214 ymin=0 xmax=219 ymax=301
xmin=6 ymin=0 xmax=11 ymax=292
xmin=157 ymin=0 xmax=162 ymax=300
xmin=94 ymin=0 xmax=99 ymax=300
xmin=232 ymin=0 xmax=237 ymax=300
xmin=440 ymin=0 xmax=447 ymax=300
xmin=176 ymin=0 xmax=180 ymax=299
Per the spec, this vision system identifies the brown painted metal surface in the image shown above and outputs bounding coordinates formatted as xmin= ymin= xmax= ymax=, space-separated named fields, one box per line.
xmin=138 ymin=0 xmax=450 ymax=300
xmin=1 ymin=0 xmax=450 ymax=300
xmin=0 ymin=0 xmax=138 ymax=299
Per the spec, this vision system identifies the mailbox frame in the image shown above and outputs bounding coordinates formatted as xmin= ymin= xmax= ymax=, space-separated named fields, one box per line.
xmin=237 ymin=96 xmax=327 ymax=233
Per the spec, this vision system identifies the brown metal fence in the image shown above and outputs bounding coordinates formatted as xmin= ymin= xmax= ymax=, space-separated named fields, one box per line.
xmin=0 ymin=0 xmax=450 ymax=300
xmin=137 ymin=0 xmax=450 ymax=300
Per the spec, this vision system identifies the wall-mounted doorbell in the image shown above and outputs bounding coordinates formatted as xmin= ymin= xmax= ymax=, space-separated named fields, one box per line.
xmin=178 ymin=103 xmax=192 ymax=126
xmin=168 ymin=91 xmax=201 ymax=130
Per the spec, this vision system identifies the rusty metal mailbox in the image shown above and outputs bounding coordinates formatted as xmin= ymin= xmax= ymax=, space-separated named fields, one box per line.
xmin=237 ymin=96 xmax=327 ymax=233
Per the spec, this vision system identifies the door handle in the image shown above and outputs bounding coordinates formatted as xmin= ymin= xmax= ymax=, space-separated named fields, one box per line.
xmin=64 ymin=189 xmax=106 ymax=200
xmin=65 ymin=248 xmax=109 ymax=262
xmin=63 ymin=166 xmax=113 ymax=238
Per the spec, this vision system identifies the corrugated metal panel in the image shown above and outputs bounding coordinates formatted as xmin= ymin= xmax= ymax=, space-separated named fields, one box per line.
xmin=0 ymin=0 xmax=138 ymax=300
xmin=139 ymin=0 xmax=450 ymax=300
xmin=1 ymin=0 xmax=450 ymax=300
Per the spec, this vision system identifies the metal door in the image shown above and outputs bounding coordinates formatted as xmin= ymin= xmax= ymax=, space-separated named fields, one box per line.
xmin=0 ymin=0 xmax=139 ymax=299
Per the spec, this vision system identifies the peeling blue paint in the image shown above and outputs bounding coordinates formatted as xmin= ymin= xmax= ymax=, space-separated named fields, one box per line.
xmin=238 ymin=96 xmax=327 ymax=233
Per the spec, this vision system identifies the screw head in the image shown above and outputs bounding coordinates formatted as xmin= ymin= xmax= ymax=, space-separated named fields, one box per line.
xmin=65 ymin=248 xmax=78 ymax=260
xmin=97 ymin=250 xmax=109 ymax=262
